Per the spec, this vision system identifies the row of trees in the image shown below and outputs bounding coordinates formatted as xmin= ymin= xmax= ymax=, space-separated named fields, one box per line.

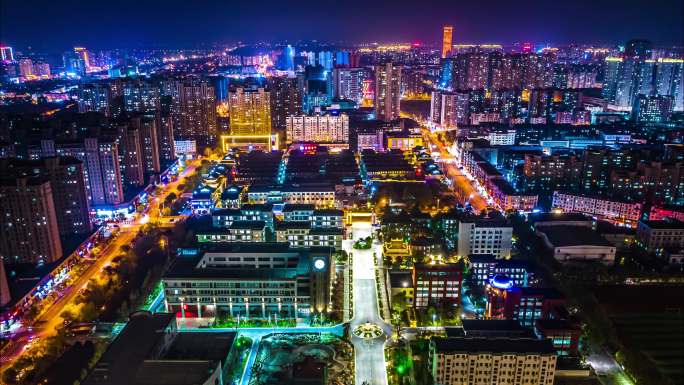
xmin=2 ymin=222 xmax=190 ymax=384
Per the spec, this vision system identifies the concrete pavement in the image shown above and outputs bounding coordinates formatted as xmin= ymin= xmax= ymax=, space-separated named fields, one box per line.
xmin=346 ymin=222 xmax=391 ymax=385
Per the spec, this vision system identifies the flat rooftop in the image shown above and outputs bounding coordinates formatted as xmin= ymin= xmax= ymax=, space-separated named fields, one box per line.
xmin=462 ymin=319 xmax=529 ymax=332
xmin=432 ymin=337 xmax=556 ymax=355
xmin=530 ymin=212 xmax=591 ymax=222
xmin=639 ymin=219 xmax=684 ymax=230
xmin=84 ymin=312 xmax=176 ymax=385
xmin=538 ymin=225 xmax=614 ymax=247
xmin=133 ymin=361 xmax=218 ymax=385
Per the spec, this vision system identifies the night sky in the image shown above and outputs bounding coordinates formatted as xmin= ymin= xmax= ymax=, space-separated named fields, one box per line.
xmin=1 ymin=0 xmax=682 ymax=49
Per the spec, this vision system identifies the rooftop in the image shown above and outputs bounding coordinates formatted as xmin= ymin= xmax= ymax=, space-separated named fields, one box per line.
xmin=535 ymin=319 xmax=580 ymax=331
xmin=283 ymin=203 xmax=316 ymax=212
xmin=84 ymin=311 xmax=176 ymax=385
xmin=229 ymin=220 xmax=266 ymax=230
xmin=529 ymin=212 xmax=591 ymax=223
xmin=133 ymin=361 xmax=219 ymax=385
xmin=432 ymin=337 xmax=556 ymax=355
xmin=462 ymin=320 xmax=530 ymax=332
xmin=639 ymin=219 xmax=684 ymax=230
xmin=538 ymin=225 xmax=614 ymax=247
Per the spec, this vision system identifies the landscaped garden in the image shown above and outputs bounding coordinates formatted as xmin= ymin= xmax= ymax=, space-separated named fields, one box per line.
xmin=248 ymin=333 xmax=354 ymax=385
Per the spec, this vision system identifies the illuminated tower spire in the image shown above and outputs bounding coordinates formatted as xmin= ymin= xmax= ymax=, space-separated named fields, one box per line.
xmin=442 ymin=26 xmax=453 ymax=59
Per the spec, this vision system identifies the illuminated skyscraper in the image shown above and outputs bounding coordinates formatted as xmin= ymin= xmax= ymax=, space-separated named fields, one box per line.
xmin=654 ymin=58 xmax=684 ymax=111
xmin=453 ymin=53 xmax=489 ymax=90
xmin=632 ymin=94 xmax=674 ymax=123
xmin=33 ymin=62 xmax=50 ymax=77
xmin=285 ymin=45 xmax=295 ymax=71
xmin=0 ymin=157 xmax=91 ymax=236
xmin=74 ymin=46 xmax=91 ymax=71
xmin=43 ymin=138 xmax=124 ymax=206
xmin=123 ymin=79 xmax=161 ymax=112
xmin=175 ymin=79 xmax=217 ymax=140
xmin=223 ymin=87 xmax=273 ymax=150
xmin=442 ymin=26 xmax=453 ymax=59
xmin=430 ymin=90 xmax=469 ymax=128
xmin=318 ymin=51 xmax=333 ymax=70
xmin=0 ymin=46 xmax=14 ymax=62
xmin=333 ymin=67 xmax=366 ymax=104
xmin=267 ymin=76 xmax=302 ymax=131
xmin=78 ymin=83 xmax=111 ymax=116
xmin=0 ymin=176 xmax=63 ymax=265
xmin=228 ymin=87 xmax=272 ymax=136
xmin=19 ymin=58 xmax=33 ymax=77
xmin=374 ymin=63 xmax=402 ymax=121
xmin=335 ymin=51 xmax=350 ymax=67
xmin=303 ymin=65 xmax=332 ymax=113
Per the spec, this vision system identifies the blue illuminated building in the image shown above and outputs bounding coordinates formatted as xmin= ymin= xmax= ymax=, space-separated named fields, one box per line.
xmin=303 ymin=64 xmax=332 ymax=112
xmin=335 ymin=51 xmax=350 ymax=67
xmin=438 ymin=58 xmax=455 ymax=90
xmin=285 ymin=45 xmax=295 ymax=71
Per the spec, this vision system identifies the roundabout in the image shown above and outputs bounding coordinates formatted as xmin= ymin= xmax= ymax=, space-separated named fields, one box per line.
xmin=352 ymin=322 xmax=384 ymax=339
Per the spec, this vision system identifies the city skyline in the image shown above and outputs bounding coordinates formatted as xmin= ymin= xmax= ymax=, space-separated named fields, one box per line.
xmin=1 ymin=0 xmax=683 ymax=49
xmin=0 ymin=1 xmax=682 ymax=383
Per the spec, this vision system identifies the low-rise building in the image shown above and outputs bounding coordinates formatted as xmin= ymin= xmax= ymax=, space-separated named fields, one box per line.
xmin=385 ymin=131 xmax=424 ymax=152
xmin=457 ymin=216 xmax=513 ymax=259
xmin=247 ymin=184 xmax=335 ymax=207
xmin=219 ymin=185 xmax=244 ymax=209
xmin=536 ymin=225 xmax=616 ymax=265
xmin=635 ymin=219 xmax=684 ymax=254
xmin=552 ymin=191 xmax=642 ymax=228
xmin=212 ymin=204 xmax=274 ymax=229
xmin=190 ymin=184 xmax=220 ymax=215
xmin=430 ymin=337 xmax=557 ymax=385
xmin=282 ymin=204 xmax=344 ymax=228
xmin=530 ymin=213 xmax=594 ymax=230
xmin=383 ymin=239 xmax=412 ymax=263
xmin=83 ymin=311 xmax=236 ymax=385
xmin=163 ymin=243 xmax=334 ymax=320
xmin=467 ymin=254 xmax=532 ymax=287
xmin=196 ymin=221 xmax=266 ymax=243
xmin=275 ymin=221 xmax=343 ymax=250
xmin=489 ymin=179 xmax=538 ymax=212
xmin=413 ymin=262 xmax=463 ymax=309
xmin=486 ymin=280 xmax=566 ymax=328
xmin=535 ymin=318 xmax=581 ymax=356
xmin=662 ymin=248 xmax=684 ymax=265
xmin=360 ymin=151 xmax=419 ymax=182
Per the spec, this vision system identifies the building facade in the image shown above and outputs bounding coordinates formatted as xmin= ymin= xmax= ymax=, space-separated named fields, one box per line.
xmin=374 ymin=63 xmax=402 ymax=121
xmin=412 ymin=263 xmax=463 ymax=309
xmin=163 ymin=244 xmax=333 ymax=319
xmin=285 ymin=114 xmax=349 ymax=144
xmin=431 ymin=337 xmax=557 ymax=385
xmin=0 ymin=176 xmax=63 ymax=265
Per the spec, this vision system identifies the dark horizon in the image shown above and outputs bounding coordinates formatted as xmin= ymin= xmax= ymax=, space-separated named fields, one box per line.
xmin=1 ymin=0 xmax=682 ymax=50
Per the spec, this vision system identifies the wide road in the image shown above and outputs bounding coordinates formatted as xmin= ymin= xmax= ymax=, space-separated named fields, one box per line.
xmin=421 ymin=128 xmax=488 ymax=212
xmin=1 ymin=159 xmax=201 ymax=366
xmin=346 ymin=222 xmax=392 ymax=385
